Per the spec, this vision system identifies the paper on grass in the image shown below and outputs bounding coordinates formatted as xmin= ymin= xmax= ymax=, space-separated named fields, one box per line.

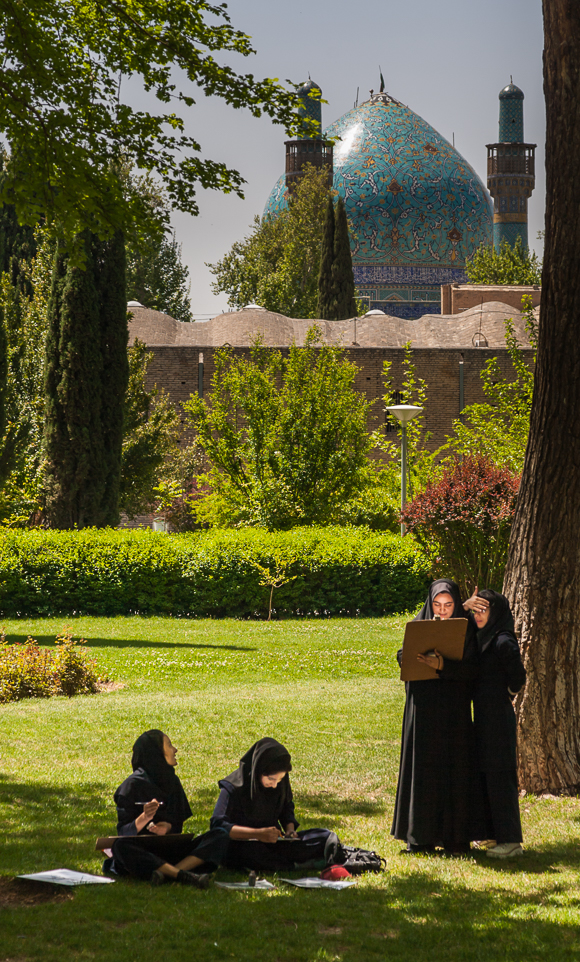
xmin=215 ymin=879 xmax=275 ymax=891
xmin=17 ymin=869 xmax=115 ymax=886
xmin=280 ymin=877 xmax=356 ymax=890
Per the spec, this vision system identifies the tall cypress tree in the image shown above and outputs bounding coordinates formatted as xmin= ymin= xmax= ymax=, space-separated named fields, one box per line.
xmin=94 ymin=231 xmax=128 ymax=526
xmin=44 ymin=231 xmax=128 ymax=528
xmin=330 ymin=198 xmax=357 ymax=320
xmin=317 ymin=194 xmax=335 ymax=319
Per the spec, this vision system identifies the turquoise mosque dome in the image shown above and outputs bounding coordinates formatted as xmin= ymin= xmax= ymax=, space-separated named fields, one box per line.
xmin=264 ymin=91 xmax=493 ymax=318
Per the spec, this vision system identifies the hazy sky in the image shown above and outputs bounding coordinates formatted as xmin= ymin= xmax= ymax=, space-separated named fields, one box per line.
xmin=161 ymin=0 xmax=545 ymax=318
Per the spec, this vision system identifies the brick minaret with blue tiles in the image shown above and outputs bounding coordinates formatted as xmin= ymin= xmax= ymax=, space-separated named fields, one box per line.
xmin=284 ymin=81 xmax=333 ymax=195
xmin=486 ymin=81 xmax=536 ymax=250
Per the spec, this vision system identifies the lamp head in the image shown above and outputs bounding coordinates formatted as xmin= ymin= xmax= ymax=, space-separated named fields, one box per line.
xmin=385 ymin=404 xmax=423 ymax=423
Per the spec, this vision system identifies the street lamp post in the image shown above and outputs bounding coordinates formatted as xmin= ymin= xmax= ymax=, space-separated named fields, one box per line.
xmin=385 ymin=404 xmax=423 ymax=535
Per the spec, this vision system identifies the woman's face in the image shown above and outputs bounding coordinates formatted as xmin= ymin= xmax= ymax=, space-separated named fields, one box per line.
xmin=474 ymin=606 xmax=491 ymax=629
xmin=260 ymin=771 xmax=287 ymax=789
xmin=432 ymin=592 xmax=455 ymax=620
xmin=163 ymin=735 xmax=178 ymax=766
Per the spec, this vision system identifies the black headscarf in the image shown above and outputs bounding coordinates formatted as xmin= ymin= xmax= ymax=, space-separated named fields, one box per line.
xmin=474 ymin=589 xmax=516 ymax=653
xmin=131 ymin=729 xmax=179 ymax=794
xmin=221 ymin=738 xmax=292 ymax=826
xmin=413 ymin=579 xmax=465 ymax=622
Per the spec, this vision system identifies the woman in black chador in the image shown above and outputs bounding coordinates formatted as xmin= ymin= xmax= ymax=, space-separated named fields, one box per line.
xmin=391 ymin=579 xmax=490 ymax=854
xmin=211 ymin=738 xmax=340 ymax=871
xmin=105 ymin=730 xmax=229 ymax=886
xmin=471 ymin=589 xmax=526 ymax=859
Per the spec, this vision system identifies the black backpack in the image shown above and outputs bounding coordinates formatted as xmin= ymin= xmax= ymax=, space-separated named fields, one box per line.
xmin=337 ymin=845 xmax=386 ymax=875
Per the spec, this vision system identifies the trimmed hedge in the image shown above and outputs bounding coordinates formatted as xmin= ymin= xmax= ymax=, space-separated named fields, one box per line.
xmin=0 ymin=527 xmax=430 ymax=617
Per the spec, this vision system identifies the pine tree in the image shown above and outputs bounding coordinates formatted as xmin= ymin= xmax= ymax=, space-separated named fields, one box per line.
xmin=44 ymin=231 xmax=128 ymax=528
xmin=331 ymin=198 xmax=357 ymax=320
xmin=317 ymin=195 xmax=335 ymax=319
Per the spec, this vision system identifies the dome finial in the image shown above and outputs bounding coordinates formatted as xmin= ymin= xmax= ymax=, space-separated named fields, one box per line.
xmin=380 ymin=67 xmax=385 ymax=93
xmin=511 ymin=74 xmax=513 ymax=83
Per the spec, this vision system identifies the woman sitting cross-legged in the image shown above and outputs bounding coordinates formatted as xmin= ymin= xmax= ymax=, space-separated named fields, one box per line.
xmin=210 ymin=738 xmax=341 ymax=872
xmin=105 ymin=729 xmax=229 ymax=887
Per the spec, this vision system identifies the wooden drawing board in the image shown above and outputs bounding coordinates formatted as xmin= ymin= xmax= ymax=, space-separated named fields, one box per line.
xmin=95 ymin=833 xmax=195 ymax=854
xmin=400 ymin=618 xmax=468 ymax=681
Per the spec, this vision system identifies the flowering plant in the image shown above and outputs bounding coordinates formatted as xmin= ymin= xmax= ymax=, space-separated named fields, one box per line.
xmin=402 ymin=455 xmax=520 ymax=596
xmin=0 ymin=630 xmax=105 ymax=703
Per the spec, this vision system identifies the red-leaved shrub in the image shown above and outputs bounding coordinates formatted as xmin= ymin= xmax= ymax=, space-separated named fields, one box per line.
xmin=401 ymin=455 xmax=520 ymax=596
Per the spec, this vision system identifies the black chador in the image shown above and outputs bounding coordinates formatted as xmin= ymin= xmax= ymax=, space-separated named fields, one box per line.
xmin=473 ymin=590 xmax=526 ymax=844
xmin=105 ymin=730 xmax=228 ymax=880
xmin=211 ymin=738 xmax=340 ymax=871
xmin=391 ymin=579 xmax=490 ymax=851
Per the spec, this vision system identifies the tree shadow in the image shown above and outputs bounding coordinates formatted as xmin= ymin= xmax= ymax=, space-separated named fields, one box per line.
xmin=2 ymin=633 xmax=256 ymax=652
xmin=297 ymin=791 xmax=386 ymax=818
xmin=2 ymin=772 xmax=580 ymax=961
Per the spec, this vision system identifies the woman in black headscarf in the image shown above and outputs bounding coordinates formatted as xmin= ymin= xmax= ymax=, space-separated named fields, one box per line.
xmin=105 ymin=730 xmax=229 ymax=886
xmin=391 ymin=579 xmax=491 ymax=854
xmin=210 ymin=738 xmax=340 ymax=871
xmin=470 ymin=589 xmax=526 ymax=859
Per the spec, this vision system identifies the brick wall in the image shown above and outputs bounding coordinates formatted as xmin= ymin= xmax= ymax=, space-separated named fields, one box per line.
xmin=441 ymin=284 xmax=541 ymax=314
xmin=145 ymin=345 xmax=534 ymax=455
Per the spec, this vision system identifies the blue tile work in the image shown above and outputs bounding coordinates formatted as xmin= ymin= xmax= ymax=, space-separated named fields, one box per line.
xmin=264 ymin=93 xmax=492 ymax=313
xmin=494 ymin=221 xmax=528 ymax=250
xmin=498 ymin=83 xmax=524 ymax=142
xmin=297 ymin=80 xmax=322 ymax=138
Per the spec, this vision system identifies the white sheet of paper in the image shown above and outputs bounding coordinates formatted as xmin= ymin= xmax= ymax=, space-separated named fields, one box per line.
xmin=17 ymin=869 xmax=115 ymax=887
xmin=280 ymin=877 xmax=356 ymax=889
xmin=215 ymin=879 xmax=275 ymax=891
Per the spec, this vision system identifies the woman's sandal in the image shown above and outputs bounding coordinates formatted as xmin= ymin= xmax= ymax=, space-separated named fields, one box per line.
xmin=177 ymin=870 xmax=211 ymax=889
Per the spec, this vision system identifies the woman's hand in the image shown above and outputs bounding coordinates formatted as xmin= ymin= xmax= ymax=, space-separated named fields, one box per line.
xmin=463 ymin=588 xmax=490 ymax=614
xmin=147 ymin=820 xmax=172 ymax=836
xmin=284 ymin=824 xmax=298 ymax=838
xmin=135 ymin=799 xmax=160 ymax=832
xmin=417 ymin=649 xmax=443 ymax=670
xmin=258 ymin=826 xmax=281 ymax=844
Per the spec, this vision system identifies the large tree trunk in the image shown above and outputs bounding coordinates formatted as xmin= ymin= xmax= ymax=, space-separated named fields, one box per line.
xmin=503 ymin=0 xmax=580 ymax=793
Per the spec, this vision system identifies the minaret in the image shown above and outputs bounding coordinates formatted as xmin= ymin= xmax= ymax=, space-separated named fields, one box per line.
xmin=284 ymin=81 xmax=333 ymax=194
xmin=486 ymin=81 xmax=535 ymax=250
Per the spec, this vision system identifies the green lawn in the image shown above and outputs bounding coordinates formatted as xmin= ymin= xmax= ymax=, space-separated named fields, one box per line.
xmin=1 ymin=616 xmax=579 ymax=962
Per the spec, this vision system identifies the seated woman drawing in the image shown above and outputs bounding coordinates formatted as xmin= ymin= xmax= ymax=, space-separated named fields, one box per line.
xmin=211 ymin=737 xmax=340 ymax=871
xmin=104 ymin=729 xmax=229 ymax=887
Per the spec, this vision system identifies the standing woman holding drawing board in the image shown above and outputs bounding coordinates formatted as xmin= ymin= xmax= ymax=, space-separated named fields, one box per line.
xmin=391 ymin=579 xmax=491 ymax=854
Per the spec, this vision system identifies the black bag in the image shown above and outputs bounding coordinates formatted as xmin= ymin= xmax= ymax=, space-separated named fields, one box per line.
xmin=336 ymin=845 xmax=386 ymax=875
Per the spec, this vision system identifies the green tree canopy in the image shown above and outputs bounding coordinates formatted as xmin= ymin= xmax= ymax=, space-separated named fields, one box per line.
xmin=0 ymin=0 xmax=305 ymax=241
xmin=184 ymin=327 xmax=375 ymax=528
xmin=208 ymin=165 xmax=331 ymax=318
xmin=465 ymin=236 xmax=542 ymax=285
xmin=443 ymin=297 xmax=537 ymax=472
xmin=120 ymin=339 xmax=180 ymax=518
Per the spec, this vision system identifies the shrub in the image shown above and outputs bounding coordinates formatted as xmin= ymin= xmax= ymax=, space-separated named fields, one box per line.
xmin=401 ymin=456 xmax=520 ymax=596
xmin=0 ymin=526 xmax=430 ymax=618
xmin=0 ymin=630 xmax=103 ymax=703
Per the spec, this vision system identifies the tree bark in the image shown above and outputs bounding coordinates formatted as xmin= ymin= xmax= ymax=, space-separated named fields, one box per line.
xmin=503 ymin=0 xmax=580 ymax=793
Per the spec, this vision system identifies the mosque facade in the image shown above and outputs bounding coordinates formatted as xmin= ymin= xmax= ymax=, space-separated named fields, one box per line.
xmin=265 ymin=85 xmax=497 ymax=318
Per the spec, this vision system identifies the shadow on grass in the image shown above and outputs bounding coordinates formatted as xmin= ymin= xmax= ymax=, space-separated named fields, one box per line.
xmin=2 ymin=858 xmax=580 ymax=961
xmin=298 ymin=791 xmax=386 ymax=818
xmin=2 ymin=633 xmax=256 ymax=652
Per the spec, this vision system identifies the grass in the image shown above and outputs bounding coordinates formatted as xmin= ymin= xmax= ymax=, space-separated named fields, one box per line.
xmin=1 ymin=615 xmax=579 ymax=962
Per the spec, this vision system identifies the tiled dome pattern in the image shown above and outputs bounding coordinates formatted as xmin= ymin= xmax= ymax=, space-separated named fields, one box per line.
xmin=264 ymin=93 xmax=493 ymax=318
